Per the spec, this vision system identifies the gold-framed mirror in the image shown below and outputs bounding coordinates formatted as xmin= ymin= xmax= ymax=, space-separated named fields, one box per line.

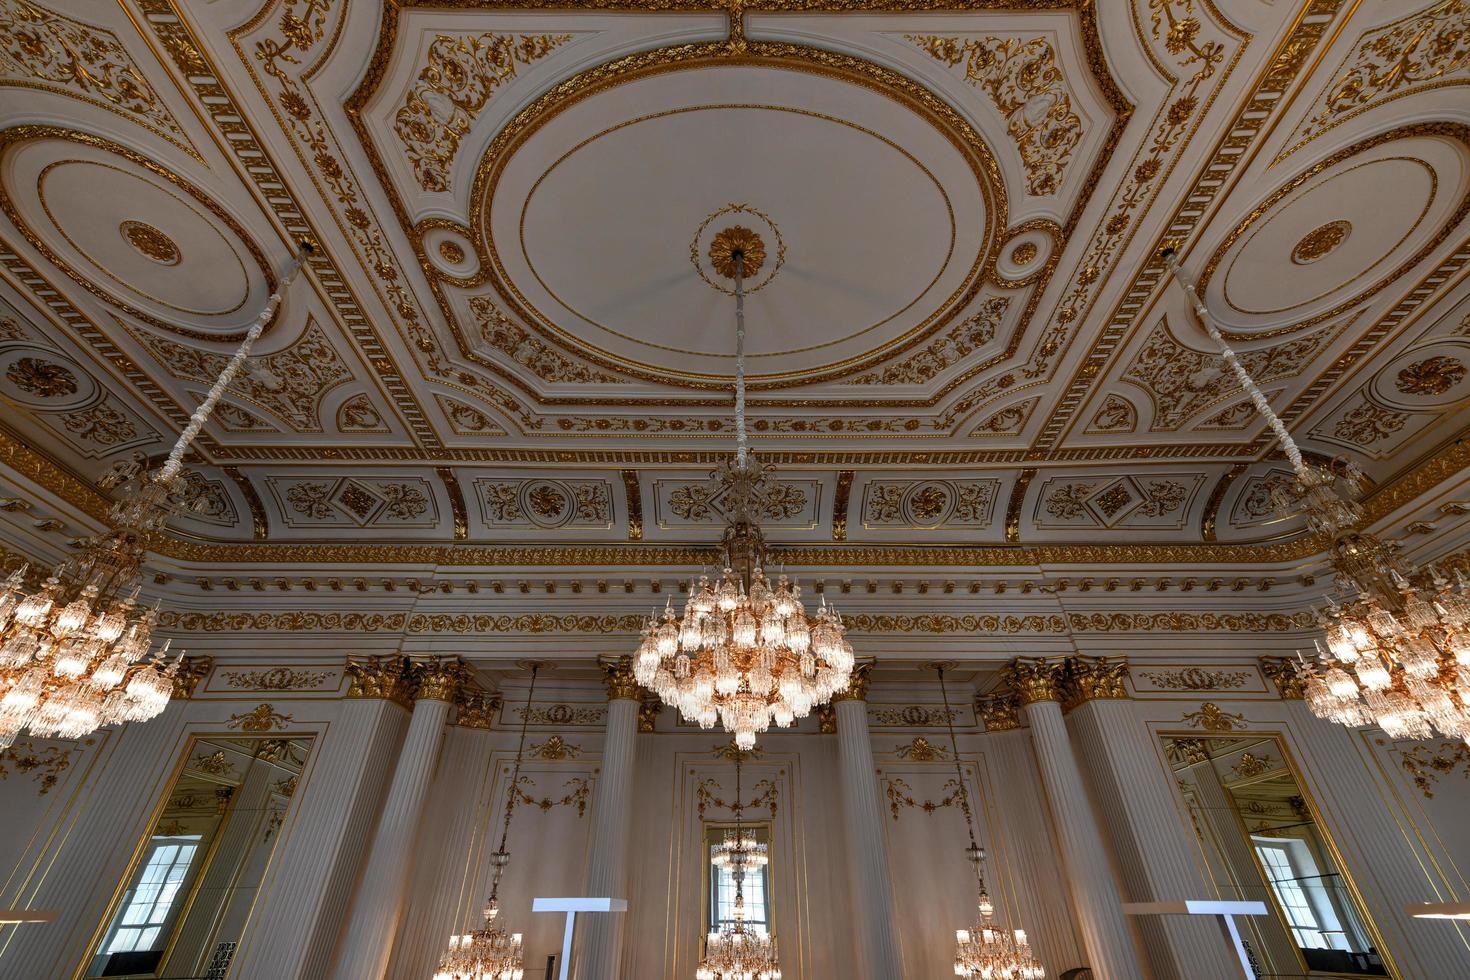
xmin=80 ymin=734 xmax=312 ymax=979
xmin=1163 ymin=732 xmax=1391 ymax=978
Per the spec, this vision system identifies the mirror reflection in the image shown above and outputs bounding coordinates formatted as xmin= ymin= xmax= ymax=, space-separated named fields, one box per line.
xmin=85 ymin=735 xmax=312 ymax=979
xmin=1164 ymin=733 xmax=1388 ymax=978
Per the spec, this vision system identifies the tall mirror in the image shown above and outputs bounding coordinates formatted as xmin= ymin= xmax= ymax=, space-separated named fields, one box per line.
xmin=1164 ymin=733 xmax=1389 ymax=978
xmin=83 ymin=734 xmax=312 ymax=979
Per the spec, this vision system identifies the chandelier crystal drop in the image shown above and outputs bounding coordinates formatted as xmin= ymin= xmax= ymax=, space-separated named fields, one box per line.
xmin=633 ymin=233 xmax=854 ymax=750
xmin=0 ymin=246 xmax=311 ymax=750
xmin=1162 ymin=250 xmax=1470 ymax=744
xmin=696 ymin=750 xmax=782 ymax=980
xmin=936 ymin=665 xmax=1045 ymax=979
xmin=434 ymin=665 xmax=540 ymax=980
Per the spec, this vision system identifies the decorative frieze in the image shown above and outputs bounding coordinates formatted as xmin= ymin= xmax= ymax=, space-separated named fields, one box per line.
xmin=1134 ymin=666 xmax=1253 ymax=692
xmin=219 ymin=667 xmax=333 ymax=692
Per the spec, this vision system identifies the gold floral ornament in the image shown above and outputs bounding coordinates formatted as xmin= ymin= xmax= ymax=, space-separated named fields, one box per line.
xmin=708 ymin=226 xmax=765 ymax=279
xmin=227 ymin=704 xmax=293 ymax=732
xmin=1181 ymin=702 xmax=1245 ymax=732
xmin=1396 ymin=355 xmax=1466 ymax=396
xmin=5 ymin=356 xmax=76 ymax=398
xmin=438 ymin=240 xmax=465 ymax=264
xmin=118 ymin=220 xmax=181 ymax=265
xmin=1290 ymin=220 xmax=1351 ymax=265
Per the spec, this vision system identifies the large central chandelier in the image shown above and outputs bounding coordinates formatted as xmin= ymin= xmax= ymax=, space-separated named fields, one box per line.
xmin=1162 ymin=249 xmax=1470 ymax=744
xmin=434 ymin=664 xmax=540 ymax=980
xmin=935 ymin=664 xmax=1045 ymax=979
xmin=696 ymin=748 xmax=781 ymax=980
xmin=633 ymin=230 xmax=854 ymax=749
xmin=0 ymin=245 xmax=311 ymax=749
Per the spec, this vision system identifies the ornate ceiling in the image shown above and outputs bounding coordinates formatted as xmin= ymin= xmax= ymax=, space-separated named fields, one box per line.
xmin=2 ymin=0 xmax=1470 ymax=592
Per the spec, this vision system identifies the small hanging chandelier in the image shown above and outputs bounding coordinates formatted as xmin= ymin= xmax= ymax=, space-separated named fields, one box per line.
xmin=633 ymin=228 xmax=855 ymax=750
xmin=434 ymin=664 xmax=541 ymax=980
xmin=696 ymin=748 xmax=781 ymax=980
xmin=1162 ymin=250 xmax=1470 ymax=744
xmin=935 ymin=664 xmax=1045 ymax=979
xmin=0 ymin=244 xmax=312 ymax=749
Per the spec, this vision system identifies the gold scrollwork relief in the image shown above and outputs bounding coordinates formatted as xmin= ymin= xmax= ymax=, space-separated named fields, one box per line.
xmin=227 ymin=704 xmax=294 ymax=732
xmin=1180 ymin=702 xmax=1245 ymax=732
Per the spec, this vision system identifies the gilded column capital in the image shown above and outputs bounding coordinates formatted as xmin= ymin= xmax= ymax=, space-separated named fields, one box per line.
xmin=170 ymin=655 xmax=214 ymax=700
xmin=1259 ymin=657 xmax=1306 ymax=700
xmin=816 ymin=702 xmax=836 ymax=733
xmin=1002 ymin=658 xmax=1065 ymax=705
xmin=638 ymin=692 xmax=661 ymax=733
xmin=413 ymin=656 xmax=473 ymax=702
xmin=830 ymin=660 xmax=874 ymax=703
xmin=1060 ymin=655 xmax=1130 ymax=711
xmin=976 ymin=693 xmax=1021 ymax=732
xmin=599 ymin=655 xmax=642 ymax=701
xmin=345 ymin=655 xmax=415 ymax=708
xmin=455 ymin=690 xmax=503 ymax=729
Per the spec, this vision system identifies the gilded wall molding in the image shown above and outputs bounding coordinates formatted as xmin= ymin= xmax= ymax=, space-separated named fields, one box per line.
xmin=219 ymin=667 xmax=333 ymax=691
xmin=1259 ymin=657 xmax=1306 ymax=700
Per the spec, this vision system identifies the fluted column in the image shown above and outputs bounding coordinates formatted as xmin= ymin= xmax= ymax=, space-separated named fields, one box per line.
xmin=1007 ymin=659 xmax=1145 ymax=980
xmin=833 ymin=662 xmax=904 ymax=980
xmin=574 ymin=656 xmax=642 ymax=980
xmin=1062 ymin=658 xmax=1237 ymax=980
xmin=329 ymin=657 xmax=469 ymax=980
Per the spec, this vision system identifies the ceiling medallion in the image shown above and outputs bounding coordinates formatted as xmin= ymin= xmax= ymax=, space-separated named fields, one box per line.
xmin=438 ymin=239 xmax=466 ymax=264
xmin=1289 ymin=219 xmax=1351 ymax=265
xmin=709 ymin=226 xmax=766 ymax=280
xmin=118 ymin=219 xmax=181 ymax=266
xmin=1008 ymin=241 xmax=1038 ymax=265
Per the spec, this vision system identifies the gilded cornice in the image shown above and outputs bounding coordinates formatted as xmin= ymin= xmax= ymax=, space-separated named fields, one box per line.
xmin=170 ymin=655 xmax=214 ymax=699
xmin=1059 ymin=655 xmax=1129 ymax=711
xmin=455 ymin=689 xmax=503 ymax=728
xmin=413 ymin=656 xmax=473 ymax=702
xmin=830 ymin=660 xmax=874 ymax=703
xmin=599 ymin=655 xmax=641 ymax=701
xmin=1259 ymin=657 xmax=1307 ymax=700
xmin=345 ymin=655 xmax=415 ymax=707
xmin=976 ymin=693 xmax=1020 ymax=732
xmin=1002 ymin=658 xmax=1065 ymax=705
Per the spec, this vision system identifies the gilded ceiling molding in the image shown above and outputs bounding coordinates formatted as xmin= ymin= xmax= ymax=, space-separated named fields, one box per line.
xmin=1198 ymin=123 xmax=1470 ymax=342
xmin=1200 ymin=462 xmax=1247 ymax=542
xmin=435 ymin=466 xmax=468 ymax=540
xmin=396 ymin=32 xmax=574 ymax=192
xmin=0 ymin=126 xmax=278 ymax=344
xmin=976 ymin=693 xmax=1020 ymax=732
xmin=906 ymin=34 xmax=1083 ymax=196
xmin=220 ymin=466 xmax=269 ymax=540
xmin=135 ymin=0 xmax=438 ymax=448
xmin=1005 ymin=467 xmax=1036 ymax=543
xmin=1280 ymin=0 xmax=1470 ymax=160
xmin=1259 ymin=656 xmax=1306 ymax=700
xmin=1032 ymin=0 xmax=1341 ymax=451
xmin=346 ymin=0 xmax=1128 ymax=410
xmin=621 ymin=469 xmax=643 ymax=541
xmin=831 ymin=470 xmax=853 ymax=541
xmin=0 ymin=0 xmax=196 ymax=155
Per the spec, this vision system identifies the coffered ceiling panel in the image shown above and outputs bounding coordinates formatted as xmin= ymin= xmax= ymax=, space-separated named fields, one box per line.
xmin=0 ymin=0 xmax=1466 ymax=576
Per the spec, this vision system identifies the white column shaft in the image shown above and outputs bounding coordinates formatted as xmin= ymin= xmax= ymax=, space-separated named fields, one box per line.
xmin=329 ymin=696 xmax=452 ymax=980
xmin=835 ymin=698 xmax=903 ymax=980
xmin=1067 ymin=700 xmax=1238 ymax=980
xmin=575 ymin=696 xmax=639 ymax=979
xmin=232 ymin=697 xmax=408 ymax=979
xmin=1024 ymin=699 xmax=1146 ymax=980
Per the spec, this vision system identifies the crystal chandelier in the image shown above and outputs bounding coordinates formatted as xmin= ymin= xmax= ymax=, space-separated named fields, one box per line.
xmin=935 ymin=665 xmax=1045 ymax=979
xmin=1162 ymin=249 xmax=1470 ymax=743
xmin=0 ymin=245 xmax=311 ymax=749
xmin=697 ymin=748 xmax=781 ymax=980
xmin=434 ymin=664 xmax=540 ymax=980
xmin=633 ymin=230 xmax=854 ymax=750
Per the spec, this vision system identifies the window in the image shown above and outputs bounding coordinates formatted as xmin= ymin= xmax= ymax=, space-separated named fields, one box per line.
xmin=103 ymin=836 xmax=201 ymax=956
xmin=706 ymin=826 xmax=770 ymax=937
xmin=1253 ymin=837 xmax=1349 ymax=951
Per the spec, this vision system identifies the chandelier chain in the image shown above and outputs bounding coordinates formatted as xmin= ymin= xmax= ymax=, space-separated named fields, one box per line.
xmin=734 ymin=252 xmax=747 ymax=467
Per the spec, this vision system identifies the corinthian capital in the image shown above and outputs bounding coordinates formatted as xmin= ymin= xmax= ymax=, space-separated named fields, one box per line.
xmin=414 ymin=656 xmax=473 ymax=702
xmin=600 ymin=655 xmax=642 ymax=701
xmin=1060 ymin=655 xmax=1130 ymax=710
xmin=1002 ymin=658 xmax=1065 ymax=705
